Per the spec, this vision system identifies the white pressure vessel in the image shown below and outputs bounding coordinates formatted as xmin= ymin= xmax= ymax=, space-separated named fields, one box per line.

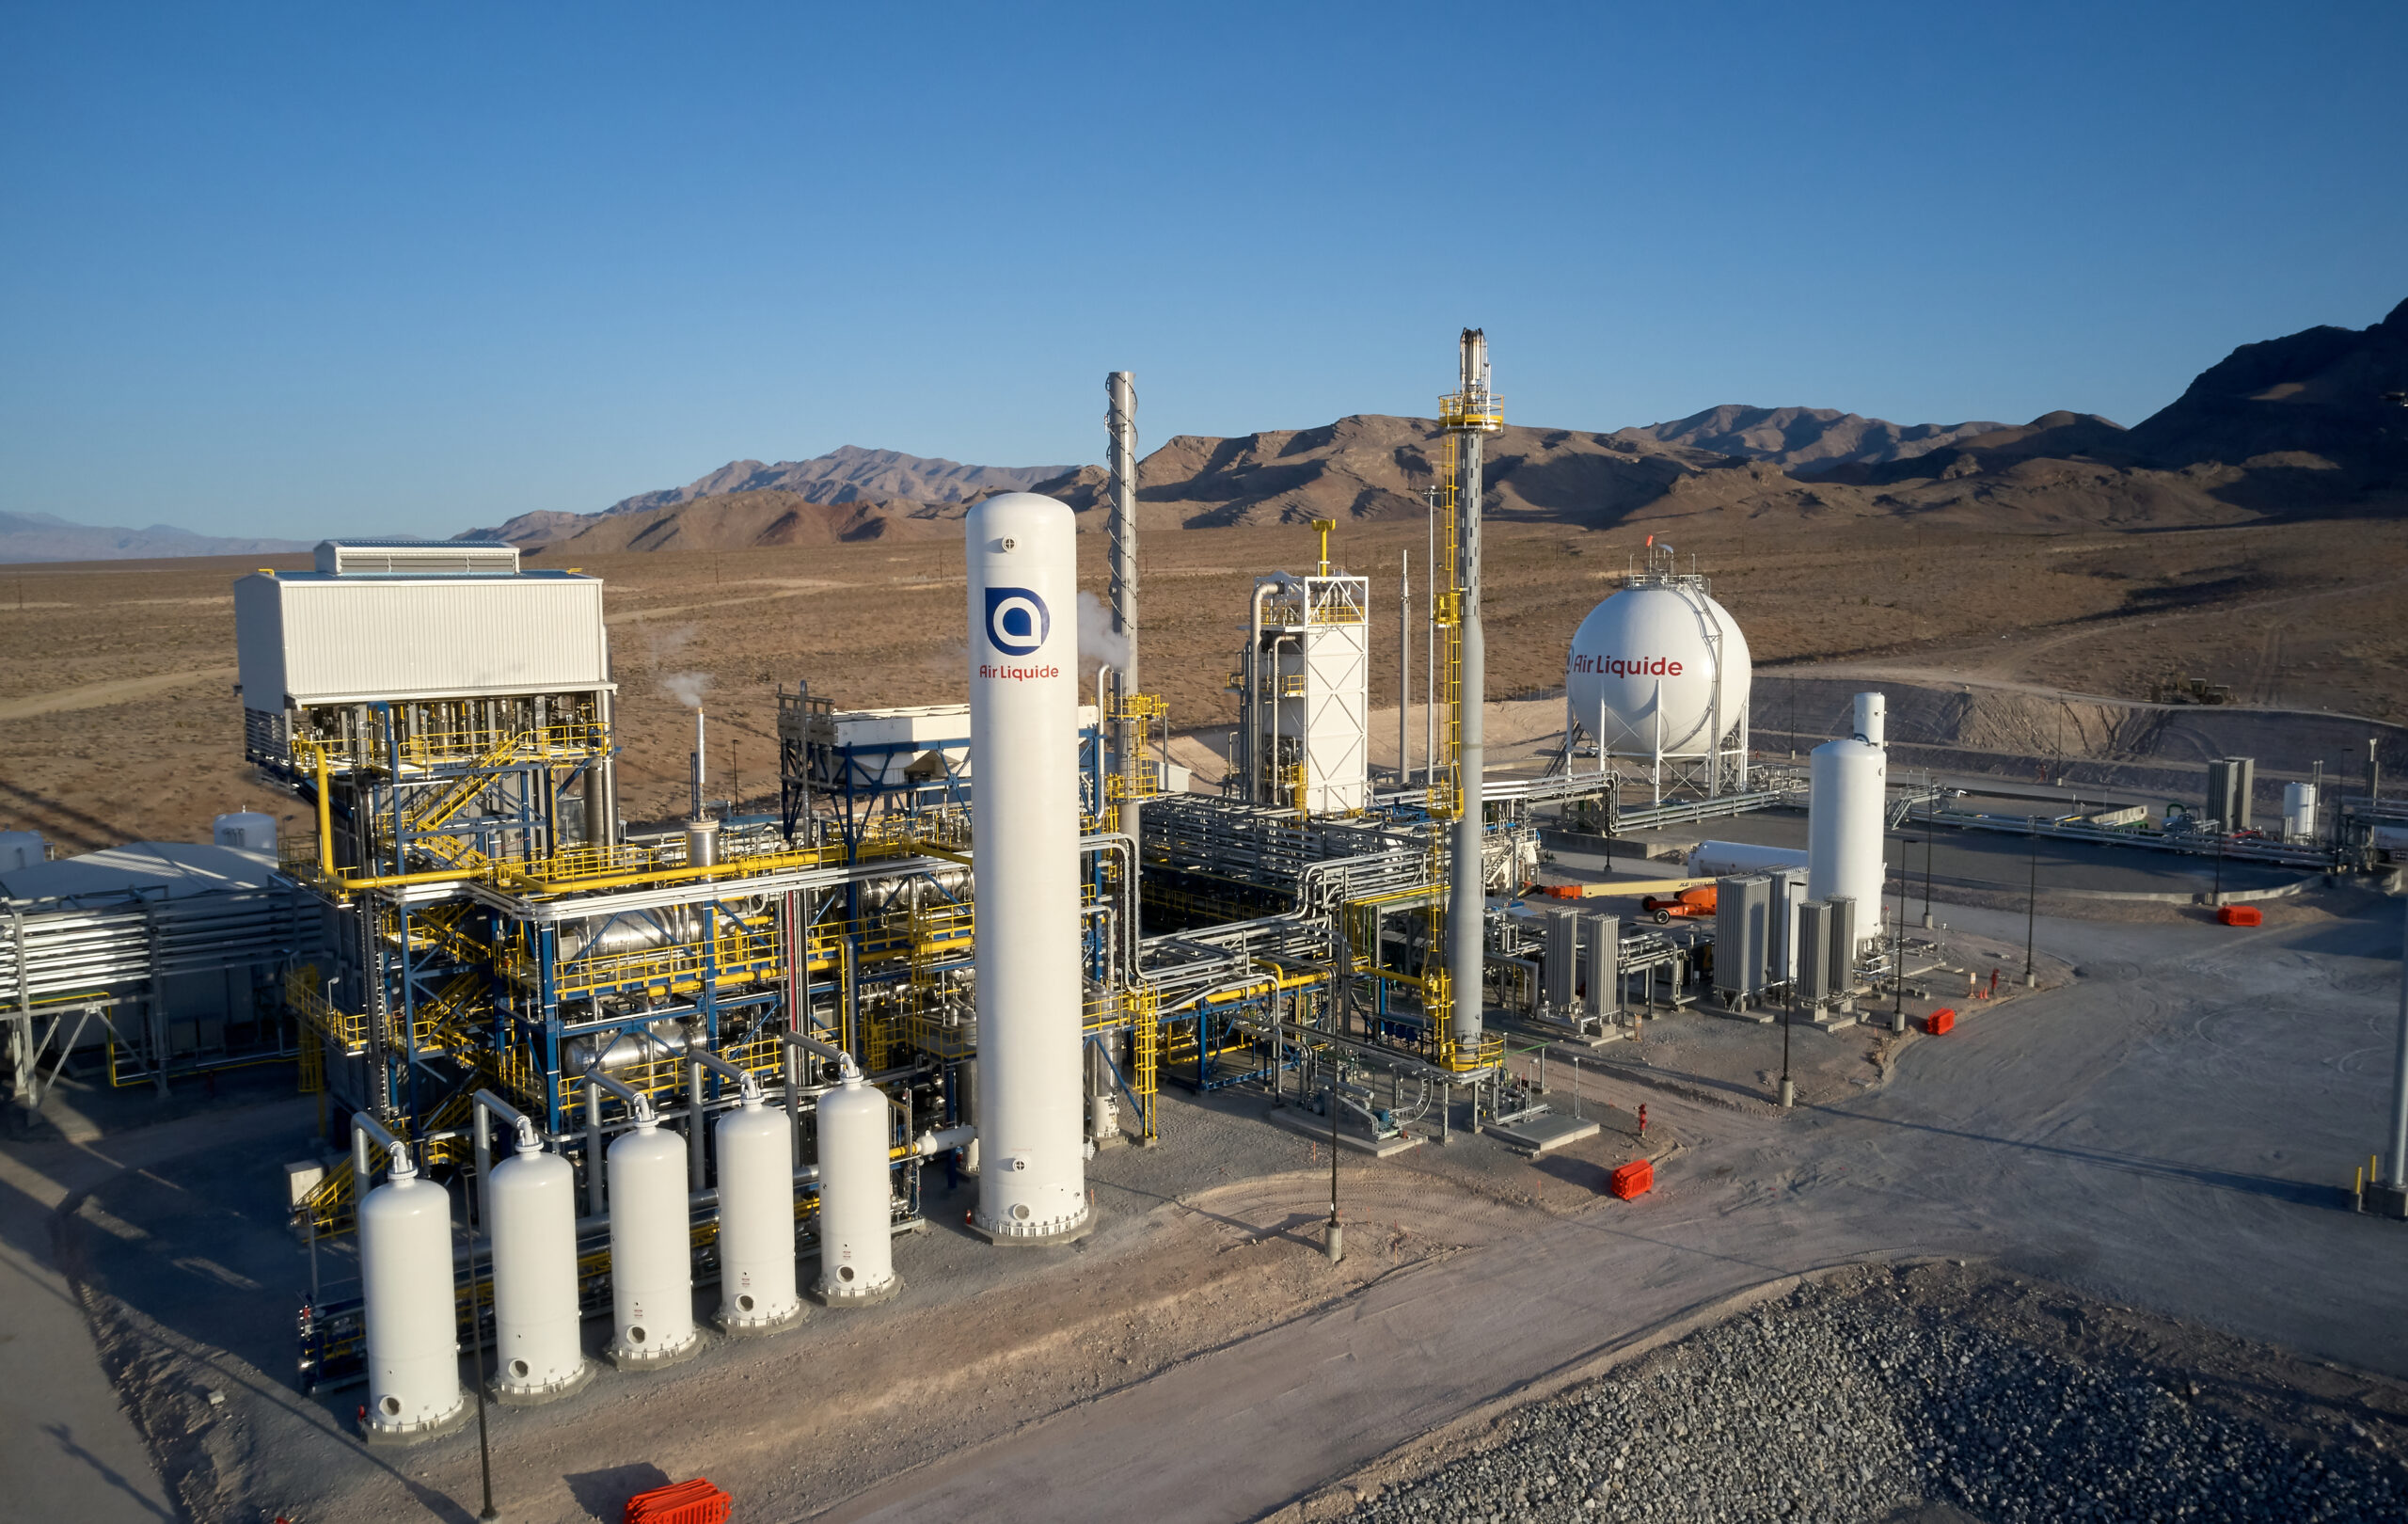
xmin=815 ymin=1071 xmax=899 ymax=1303
xmin=606 ymin=1119 xmax=697 ymax=1366
xmin=1853 ymin=691 xmax=1885 ymax=748
xmin=2283 ymin=782 xmax=2317 ymax=842
xmin=1808 ymin=717 xmax=1888 ymax=952
xmin=358 ymin=1160 xmax=465 ymax=1437
xmin=965 ymin=493 xmax=1090 ymax=1245
xmin=715 ymin=1095 xmax=801 ymax=1331
xmin=487 ymin=1139 xmax=587 ymax=1400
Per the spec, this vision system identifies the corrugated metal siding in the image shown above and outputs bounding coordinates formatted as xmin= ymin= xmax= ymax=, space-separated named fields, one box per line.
xmin=233 ymin=574 xmax=289 ymax=715
xmin=273 ymin=579 xmax=609 ymax=704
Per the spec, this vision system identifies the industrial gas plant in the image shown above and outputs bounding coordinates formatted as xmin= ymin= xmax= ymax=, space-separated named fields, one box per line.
xmin=7 ymin=331 xmax=2407 ymax=1448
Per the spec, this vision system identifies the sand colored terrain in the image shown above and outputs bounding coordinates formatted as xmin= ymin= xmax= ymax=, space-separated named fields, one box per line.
xmin=4 ymin=514 xmax=2407 ymax=850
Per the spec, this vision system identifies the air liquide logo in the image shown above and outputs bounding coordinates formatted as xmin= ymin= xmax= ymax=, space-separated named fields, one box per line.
xmin=984 ymin=586 xmax=1050 ymax=657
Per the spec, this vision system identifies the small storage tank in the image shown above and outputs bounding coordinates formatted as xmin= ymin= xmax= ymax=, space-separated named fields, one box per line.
xmin=358 ymin=1158 xmax=466 ymax=1439
xmin=2283 ymin=782 xmax=2318 ymax=843
xmin=1808 ymin=692 xmax=1888 ymax=951
xmin=606 ymin=1119 xmax=698 ymax=1367
xmin=0 ymin=831 xmax=46 ymax=872
xmin=815 ymin=1071 xmax=899 ymax=1304
xmin=487 ymin=1138 xmax=590 ymax=1403
xmin=213 ymin=811 xmax=277 ymax=854
xmin=715 ymin=1093 xmax=802 ymax=1332
xmin=1564 ymin=580 xmax=1751 ymax=760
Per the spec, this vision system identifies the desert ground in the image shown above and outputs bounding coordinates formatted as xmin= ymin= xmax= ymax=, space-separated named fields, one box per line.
xmin=4 ymin=515 xmax=2407 ymax=850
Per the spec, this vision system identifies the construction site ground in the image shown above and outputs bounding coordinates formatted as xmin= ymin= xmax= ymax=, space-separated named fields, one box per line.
xmin=7 ymin=874 xmax=2408 ymax=1522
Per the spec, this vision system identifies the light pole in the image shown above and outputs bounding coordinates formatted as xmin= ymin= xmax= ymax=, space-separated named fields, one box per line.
xmin=460 ymin=1191 xmax=499 ymax=1522
xmin=1891 ymin=830 xmax=1908 ymax=1034
xmin=2024 ymin=820 xmax=2039 ymax=988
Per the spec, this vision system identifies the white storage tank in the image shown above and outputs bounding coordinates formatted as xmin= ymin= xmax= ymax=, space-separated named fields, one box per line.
xmin=815 ymin=1070 xmax=900 ymax=1304
xmin=606 ymin=1119 xmax=698 ymax=1367
xmin=358 ymin=1157 xmax=466 ymax=1439
xmin=965 ymin=494 xmax=1091 ymax=1245
xmin=2283 ymin=782 xmax=2318 ymax=843
xmin=487 ymin=1138 xmax=590 ymax=1403
xmin=1808 ymin=692 xmax=1889 ymax=951
xmin=213 ymin=811 xmax=277 ymax=855
xmin=716 ymin=1093 xmax=802 ymax=1332
xmin=1565 ymin=579 xmax=1751 ymax=760
xmin=0 ymin=831 xmax=44 ymax=872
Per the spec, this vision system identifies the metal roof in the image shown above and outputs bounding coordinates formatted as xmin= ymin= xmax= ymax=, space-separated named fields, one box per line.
xmin=0 ymin=841 xmax=287 ymax=909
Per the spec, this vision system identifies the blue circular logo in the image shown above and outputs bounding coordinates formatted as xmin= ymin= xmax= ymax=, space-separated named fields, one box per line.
xmin=984 ymin=586 xmax=1050 ymax=657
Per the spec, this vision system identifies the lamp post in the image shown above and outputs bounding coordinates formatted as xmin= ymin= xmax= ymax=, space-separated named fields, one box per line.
xmin=2024 ymin=820 xmax=2039 ymax=988
xmin=459 ymin=1190 xmax=499 ymax=1522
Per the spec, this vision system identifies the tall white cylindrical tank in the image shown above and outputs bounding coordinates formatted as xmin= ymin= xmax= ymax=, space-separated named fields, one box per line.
xmin=2283 ymin=782 xmax=2318 ymax=842
xmin=487 ymin=1140 xmax=588 ymax=1401
xmin=716 ymin=1095 xmax=801 ymax=1330
xmin=965 ymin=493 xmax=1090 ymax=1245
xmin=606 ymin=1119 xmax=697 ymax=1366
xmin=1564 ymin=582 xmax=1751 ymax=758
xmin=212 ymin=811 xmax=277 ymax=854
xmin=1853 ymin=692 xmax=1885 ymax=748
xmin=815 ymin=1072 xmax=900 ymax=1303
xmin=1808 ymin=692 xmax=1889 ymax=950
xmin=1688 ymin=840 xmax=1811 ymax=879
xmin=0 ymin=831 xmax=47 ymax=872
xmin=358 ymin=1160 xmax=465 ymax=1437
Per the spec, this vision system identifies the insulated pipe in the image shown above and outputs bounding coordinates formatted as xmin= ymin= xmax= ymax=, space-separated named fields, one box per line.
xmin=780 ymin=1027 xmax=859 ymax=1081
xmin=911 ymin=1122 xmax=976 ymax=1158
xmin=583 ymin=1066 xmax=655 ymax=1124
xmin=686 ymin=1046 xmax=762 ymax=1104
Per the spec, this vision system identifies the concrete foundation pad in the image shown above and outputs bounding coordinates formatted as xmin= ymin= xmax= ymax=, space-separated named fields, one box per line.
xmin=1483 ymin=1113 xmax=1605 ymax=1156
xmin=813 ymin=1275 xmax=904 ymax=1307
xmin=2368 ymin=1182 xmax=2408 ymax=1222
xmin=1268 ymin=1107 xmax=1426 ymax=1157
xmin=604 ymin=1331 xmax=706 ymax=1372
xmin=361 ymin=1395 xmax=473 ymax=1448
xmin=966 ymin=1214 xmax=1096 ymax=1247
xmin=717 ymin=1301 xmax=807 ymax=1337
xmin=491 ymin=1357 xmax=599 ymax=1408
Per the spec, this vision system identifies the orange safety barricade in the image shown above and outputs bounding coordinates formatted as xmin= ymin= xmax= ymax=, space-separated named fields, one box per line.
xmin=2217 ymin=904 xmax=2262 ymax=927
xmin=1608 ymin=1158 xmax=1653 ymax=1199
xmin=1924 ymin=1008 xmax=1956 ymax=1036
xmin=626 ymin=1478 xmax=732 ymax=1524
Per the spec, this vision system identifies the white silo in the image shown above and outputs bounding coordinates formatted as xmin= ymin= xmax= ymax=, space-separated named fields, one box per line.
xmin=716 ymin=1092 xmax=802 ymax=1332
xmin=606 ymin=1119 xmax=698 ymax=1367
xmin=1565 ymin=552 xmax=1752 ymax=798
xmin=1808 ymin=691 xmax=1889 ymax=951
xmin=964 ymin=493 xmax=1090 ymax=1245
xmin=815 ymin=1067 xmax=900 ymax=1304
xmin=487 ymin=1136 xmax=589 ymax=1403
xmin=2283 ymin=782 xmax=2318 ymax=843
xmin=358 ymin=1153 xmax=466 ymax=1439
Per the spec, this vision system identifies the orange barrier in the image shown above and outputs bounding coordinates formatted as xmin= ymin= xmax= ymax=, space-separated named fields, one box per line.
xmin=626 ymin=1479 xmax=732 ymax=1524
xmin=1608 ymin=1158 xmax=1654 ymax=1199
xmin=2217 ymin=904 xmax=2263 ymax=927
xmin=1924 ymin=1008 xmax=1956 ymax=1036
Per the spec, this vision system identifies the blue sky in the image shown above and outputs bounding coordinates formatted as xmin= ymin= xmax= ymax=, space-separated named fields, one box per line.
xmin=4 ymin=2 xmax=2402 ymax=540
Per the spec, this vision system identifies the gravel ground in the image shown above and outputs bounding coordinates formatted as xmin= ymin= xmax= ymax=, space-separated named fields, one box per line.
xmin=1342 ymin=1269 xmax=2408 ymax=1524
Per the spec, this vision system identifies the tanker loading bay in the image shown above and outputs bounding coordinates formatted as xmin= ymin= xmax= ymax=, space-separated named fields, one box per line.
xmin=8 ymin=341 xmax=2408 ymax=1522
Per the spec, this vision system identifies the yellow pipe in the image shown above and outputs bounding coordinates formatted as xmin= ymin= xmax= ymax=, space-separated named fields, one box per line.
xmin=315 ymin=749 xmax=335 ymax=881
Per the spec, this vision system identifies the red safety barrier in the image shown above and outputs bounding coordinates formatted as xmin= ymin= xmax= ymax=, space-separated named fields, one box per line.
xmin=2217 ymin=904 xmax=2262 ymax=927
xmin=1924 ymin=1008 xmax=1956 ymax=1036
xmin=626 ymin=1478 xmax=732 ymax=1524
xmin=1608 ymin=1158 xmax=1654 ymax=1199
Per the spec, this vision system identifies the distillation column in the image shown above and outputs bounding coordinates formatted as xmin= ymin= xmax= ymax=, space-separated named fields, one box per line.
xmin=1108 ymin=371 xmax=1142 ymax=850
xmin=1448 ymin=328 xmax=1498 ymax=1053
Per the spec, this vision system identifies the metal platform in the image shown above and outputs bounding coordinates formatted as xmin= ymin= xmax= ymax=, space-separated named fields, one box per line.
xmin=1483 ymin=1110 xmax=1603 ymax=1155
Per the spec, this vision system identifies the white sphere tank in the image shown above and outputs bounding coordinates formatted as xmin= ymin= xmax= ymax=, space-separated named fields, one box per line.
xmin=1808 ymin=694 xmax=1889 ymax=948
xmin=606 ymin=1120 xmax=698 ymax=1367
xmin=965 ymin=493 xmax=1091 ymax=1245
xmin=486 ymin=1140 xmax=590 ymax=1403
xmin=1565 ymin=581 xmax=1751 ymax=758
xmin=815 ymin=1072 xmax=899 ymax=1304
xmin=358 ymin=1161 xmax=465 ymax=1439
xmin=715 ymin=1095 xmax=802 ymax=1331
xmin=212 ymin=811 xmax=277 ymax=854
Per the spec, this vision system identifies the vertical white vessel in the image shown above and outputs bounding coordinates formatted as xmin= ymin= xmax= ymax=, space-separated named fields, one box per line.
xmin=606 ymin=1119 xmax=699 ymax=1366
xmin=359 ymin=1156 xmax=466 ymax=1439
xmin=487 ymin=1137 xmax=592 ymax=1402
xmin=1808 ymin=691 xmax=1889 ymax=952
xmin=716 ymin=1093 xmax=802 ymax=1331
xmin=965 ymin=493 xmax=1091 ymax=1244
xmin=815 ymin=1068 xmax=901 ymax=1301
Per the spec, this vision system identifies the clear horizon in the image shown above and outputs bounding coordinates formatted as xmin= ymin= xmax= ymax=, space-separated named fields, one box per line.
xmin=4 ymin=1 xmax=2402 ymax=541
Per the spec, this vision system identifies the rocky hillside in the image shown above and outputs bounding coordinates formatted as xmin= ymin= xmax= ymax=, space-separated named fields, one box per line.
xmin=1609 ymin=405 xmax=2010 ymax=474
xmin=0 ymin=511 xmax=309 ymax=564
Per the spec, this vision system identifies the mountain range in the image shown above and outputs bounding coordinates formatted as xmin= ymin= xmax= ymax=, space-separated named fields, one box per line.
xmin=0 ymin=511 xmax=309 ymax=564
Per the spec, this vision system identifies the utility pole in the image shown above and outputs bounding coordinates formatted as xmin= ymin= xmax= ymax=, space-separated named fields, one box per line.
xmin=2024 ymin=822 xmax=2039 ymax=987
xmin=2377 ymin=893 xmax=2408 ymax=1219
xmin=1326 ymin=915 xmax=1347 ymax=1262
xmin=1892 ymin=829 xmax=1908 ymax=1034
xmin=1399 ymin=551 xmax=1410 ymax=786
xmin=461 ymin=1192 xmax=499 ymax=1521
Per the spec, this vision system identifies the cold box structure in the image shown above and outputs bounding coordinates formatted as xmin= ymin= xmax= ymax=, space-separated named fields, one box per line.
xmin=965 ymin=494 xmax=1091 ymax=1245
xmin=1235 ymin=569 xmax=1370 ymax=814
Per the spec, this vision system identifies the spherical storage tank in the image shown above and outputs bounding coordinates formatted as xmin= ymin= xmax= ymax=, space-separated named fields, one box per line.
xmin=487 ymin=1137 xmax=590 ymax=1402
xmin=606 ymin=1119 xmax=697 ymax=1366
xmin=1565 ymin=581 xmax=1751 ymax=758
xmin=716 ymin=1093 xmax=801 ymax=1331
xmin=815 ymin=1070 xmax=899 ymax=1303
xmin=359 ymin=1157 xmax=465 ymax=1437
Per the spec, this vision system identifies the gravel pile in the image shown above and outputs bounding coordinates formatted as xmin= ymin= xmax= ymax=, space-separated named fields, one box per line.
xmin=1345 ymin=1283 xmax=2405 ymax=1523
